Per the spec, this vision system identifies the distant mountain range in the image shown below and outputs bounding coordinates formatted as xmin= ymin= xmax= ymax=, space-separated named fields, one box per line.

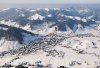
xmin=0 ymin=8 xmax=99 ymax=31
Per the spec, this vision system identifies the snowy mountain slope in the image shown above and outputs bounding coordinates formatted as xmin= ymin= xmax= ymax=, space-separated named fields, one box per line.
xmin=0 ymin=24 xmax=39 ymax=52
xmin=28 ymin=13 xmax=45 ymax=20
xmin=0 ymin=38 xmax=21 ymax=52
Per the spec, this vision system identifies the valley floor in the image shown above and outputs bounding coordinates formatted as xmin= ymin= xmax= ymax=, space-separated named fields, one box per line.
xmin=0 ymin=32 xmax=100 ymax=68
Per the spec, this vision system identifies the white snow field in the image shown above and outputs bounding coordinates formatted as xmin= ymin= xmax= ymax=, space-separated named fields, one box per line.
xmin=0 ymin=30 xmax=100 ymax=68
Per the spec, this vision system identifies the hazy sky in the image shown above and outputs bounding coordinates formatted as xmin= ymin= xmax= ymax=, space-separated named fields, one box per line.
xmin=0 ymin=0 xmax=100 ymax=4
xmin=0 ymin=0 xmax=99 ymax=9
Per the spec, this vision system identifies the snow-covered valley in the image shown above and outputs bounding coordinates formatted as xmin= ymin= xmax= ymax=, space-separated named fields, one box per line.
xmin=0 ymin=7 xmax=100 ymax=68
